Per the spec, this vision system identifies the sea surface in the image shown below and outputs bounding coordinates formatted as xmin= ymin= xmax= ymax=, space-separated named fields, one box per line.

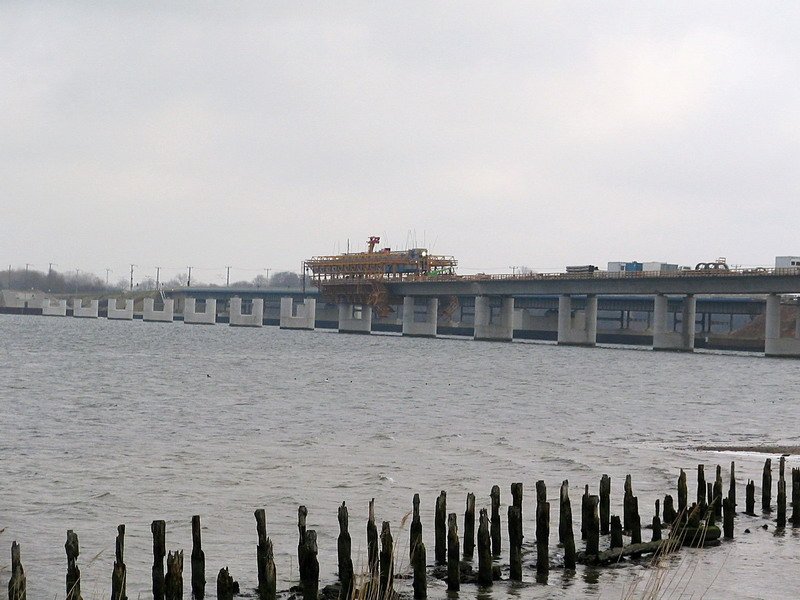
xmin=2 ymin=314 xmax=800 ymax=600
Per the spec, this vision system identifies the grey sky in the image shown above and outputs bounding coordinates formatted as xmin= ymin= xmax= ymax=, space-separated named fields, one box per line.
xmin=3 ymin=2 xmax=799 ymax=285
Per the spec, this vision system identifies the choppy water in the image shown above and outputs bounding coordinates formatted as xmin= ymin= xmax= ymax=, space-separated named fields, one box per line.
xmin=2 ymin=314 xmax=800 ymax=600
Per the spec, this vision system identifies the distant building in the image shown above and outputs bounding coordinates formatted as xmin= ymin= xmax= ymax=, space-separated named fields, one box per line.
xmin=607 ymin=261 xmax=679 ymax=272
xmin=0 ymin=290 xmax=47 ymax=308
xmin=775 ymin=256 xmax=800 ymax=268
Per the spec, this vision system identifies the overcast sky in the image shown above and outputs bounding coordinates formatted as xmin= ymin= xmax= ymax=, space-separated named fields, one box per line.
xmin=2 ymin=2 xmax=799 ymax=285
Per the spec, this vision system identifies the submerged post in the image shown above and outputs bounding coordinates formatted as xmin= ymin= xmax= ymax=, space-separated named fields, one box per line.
xmin=477 ymin=508 xmax=492 ymax=586
xmin=508 ymin=505 xmax=522 ymax=581
xmin=66 ymin=530 xmax=82 ymax=600
xmin=435 ymin=491 xmax=447 ymax=565
xmin=610 ymin=515 xmax=623 ymax=549
xmin=255 ymin=509 xmax=276 ymax=600
xmin=191 ymin=516 xmax=205 ymax=600
xmin=763 ymin=458 xmax=773 ymax=513
xmin=9 ymin=541 xmax=26 ymax=600
xmin=447 ymin=513 xmax=459 ymax=591
xmin=410 ymin=493 xmax=422 ymax=562
xmin=151 ymin=520 xmax=166 ymax=600
xmin=560 ymin=480 xmax=576 ymax=570
xmin=337 ymin=503 xmax=353 ymax=600
xmin=745 ymin=480 xmax=756 ymax=516
xmin=216 ymin=567 xmax=237 ymax=600
xmin=413 ymin=539 xmax=427 ymax=598
xmin=464 ymin=492 xmax=476 ymax=559
xmin=300 ymin=530 xmax=319 ymax=600
xmin=165 ymin=550 xmax=183 ymax=600
xmin=713 ymin=466 xmax=723 ymax=519
xmin=380 ymin=521 xmax=394 ymax=597
xmin=599 ymin=474 xmax=611 ymax=535
xmin=729 ymin=461 xmax=737 ymax=514
xmin=490 ymin=485 xmax=501 ymax=556
xmin=367 ymin=500 xmax=378 ymax=577
xmin=298 ymin=506 xmax=308 ymax=582
xmin=778 ymin=478 xmax=787 ymax=529
xmin=112 ymin=524 xmax=127 ymax=600
xmin=586 ymin=495 xmax=600 ymax=556
xmin=623 ymin=475 xmax=633 ymax=532
xmin=536 ymin=480 xmax=550 ymax=575
xmin=663 ymin=495 xmax=676 ymax=525
xmin=791 ymin=468 xmax=800 ymax=527
xmin=723 ymin=499 xmax=734 ymax=539
xmin=697 ymin=464 xmax=706 ymax=508
xmin=627 ymin=495 xmax=641 ymax=545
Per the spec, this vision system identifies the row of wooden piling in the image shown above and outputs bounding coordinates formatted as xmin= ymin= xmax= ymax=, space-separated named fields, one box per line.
xmin=6 ymin=457 xmax=800 ymax=600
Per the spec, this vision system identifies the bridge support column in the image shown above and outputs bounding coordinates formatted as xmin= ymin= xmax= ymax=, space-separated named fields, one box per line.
xmin=557 ymin=294 xmax=597 ymax=346
xmin=143 ymin=298 xmax=174 ymax=322
xmin=764 ymin=294 xmax=800 ymax=357
xmin=652 ymin=294 xmax=695 ymax=352
xmin=41 ymin=298 xmax=67 ymax=316
xmin=474 ymin=296 xmax=514 ymax=341
xmin=72 ymin=299 xmax=99 ymax=318
xmin=280 ymin=297 xmax=316 ymax=330
xmin=107 ymin=298 xmax=134 ymax=320
xmin=230 ymin=297 xmax=263 ymax=327
xmin=184 ymin=298 xmax=217 ymax=324
xmin=338 ymin=303 xmax=372 ymax=334
xmin=402 ymin=297 xmax=438 ymax=337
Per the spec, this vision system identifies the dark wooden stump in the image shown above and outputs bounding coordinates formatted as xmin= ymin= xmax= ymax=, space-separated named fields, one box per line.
xmin=623 ymin=475 xmax=633 ymax=532
xmin=697 ymin=464 xmax=706 ymax=508
xmin=435 ymin=491 xmax=447 ymax=566
xmin=490 ymin=485 xmax=501 ymax=557
xmin=464 ymin=492 xmax=475 ymax=559
xmin=337 ymin=502 xmax=352 ymax=600
xmin=255 ymin=509 xmax=276 ymax=600
xmin=651 ymin=516 xmax=662 ymax=542
xmin=191 ymin=516 xmax=205 ymax=600
xmin=216 ymin=567 xmax=237 ymax=600
xmin=112 ymin=524 xmax=127 ymax=600
xmin=380 ymin=521 xmax=394 ymax=597
xmin=707 ymin=483 xmax=715 ymax=525
xmin=777 ymin=478 xmax=787 ymax=529
xmin=581 ymin=484 xmax=589 ymax=540
xmin=511 ymin=482 xmax=523 ymax=532
xmin=298 ymin=506 xmax=308 ymax=581
xmin=791 ymin=468 xmax=800 ymax=527
xmin=300 ymin=530 xmax=319 ymax=600
xmin=367 ymin=499 xmax=378 ymax=577
xmin=412 ymin=540 xmax=427 ymax=598
xmin=610 ymin=515 xmax=623 ymax=549
xmin=762 ymin=458 xmax=773 ymax=513
xmin=599 ymin=474 xmax=611 ymax=536
xmin=410 ymin=493 xmax=422 ymax=562
xmin=447 ymin=513 xmax=459 ymax=591
xmin=713 ymin=466 xmax=723 ymax=519
xmin=560 ymin=481 xmax=576 ymax=570
xmin=65 ymin=529 xmax=82 ymax=600
xmin=729 ymin=461 xmax=737 ymax=514
xmin=678 ymin=469 xmax=688 ymax=516
xmin=663 ymin=495 xmax=676 ymax=525
xmin=722 ymin=498 xmax=734 ymax=539
xmin=586 ymin=495 xmax=600 ymax=556
xmin=508 ymin=505 xmax=522 ymax=581
xmin=9 ymin=541 xmax=26 ymax=600
xmin=477 ymin=509 xmax=492 ymax=586
xmin=536 ymin=480 xmax=549 ymax=574
xmin=151 ymin=520 xmax=166 ymax=600
xmin=165 ymin=550 xmax=183 ymax=600
xmin=627 ymin=495 xmax=641 ymax=545
xmin=745 ymin=479 xmax=756 ymax=516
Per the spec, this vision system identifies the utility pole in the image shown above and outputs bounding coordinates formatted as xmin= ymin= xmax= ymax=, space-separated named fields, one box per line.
xmin=265 ymin=268 xmax=271 ymax=285
xmin=105 ymin=268 xmax=112 ymax=286
xmin=155 ymin=267 xmax=161 ymax=290
xmin=75 ymin=269 xmax=80 ymax=295
xmin=48 ymin=262 xmax=56 ymax=277
xmin=187 ymin=266 xmax=192 ymax=287
xmin=226 ymin=266 xmax=231 ymax=287
xmin=24 ymin=263 xmax=31 ymax=288
xmin=130 ymin=264 xmax=136 ymax=291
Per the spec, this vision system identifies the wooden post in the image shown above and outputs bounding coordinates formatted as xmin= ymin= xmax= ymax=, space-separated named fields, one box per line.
xmin=9 ymin=541 xmax=26 ymax=600
xmin=663 ymin=495 xmax=676 ymax=525
xmin=435 ymin=491 xmax=447 ymax=565
xmin=762 ymin=458 xmax=772 ymax=513
xmin=780 ymin=455 xmax=786 ymax=480
xmin=722 ymin=498 xmax=734 ymax=539
xmin=713 ymin=466 xmax=723 ymax=519
xmin=367 ymin=499 xmax=378 ymax=577
xmin=707 ymin=483 xmax=715 ymax=524
xmin=337 ymin=502 xmax=353 ymax=600
xmin=627 ymin=496 xmax=641 ymax=545
xmin=511 ymin=482 xmax=523 ymax=528
xmin=490 ymin=485 xmax=501 ymax=557
xmin=508 ymin=505 xmax=522 ymax=581
xmin=410 ymin=493 xmax=422 ymax=562
xmin=651 ymin=515 xmax=662 ymax=542
xmin=256 ymin=509 xmax=276 ymax=600
xmin=412 ymin=539 xmax=427 ymax=598
xmin=791 ymin=468 xmax=800 ymax=527
xmin=610 ymin=515 xmax=623 ymax=549
xmin=745 ymin=480 xmax=756 ymax=516
xmin=112 ymin=524 xmax=127 ymax=600
xmin=380 ymin=521 xmax=394 ymax=597
xmin=300 ymin=530 xmax=319 ymax=600
xmin=697 ymin=464 xmax=706 ymax=508
xmin=778 ymin=478 xmax=787 ymax=529
xmin=678 ymin=469 xmax=688 ymax=516
xmin=623 ymin=475 xmax=632 ymax=532
xmin=581 ymin=484 xmax=589 ymax=540
xmin=65 ymin=530 xmax=83 ymax=600
xmin=191 ymin=516 xmax=205 ymax=600
xmin=599 ymin=474 xmax=611 ymax=535
xmin=536 ymin=480 xmax=549 ymax=575
xmin=165 ymin=550 xmax=183 ymax=600
xmin=151 ymin=520 xmax=166 ymax=600
xmin=447 ymin=513 xmax=459 ymax=591
xmin=586 ymin=495 xmax=600 ymax=556
xmin=216 ymin=567 xmax=236 ymax=600
xmin=463 ymin=492 xmax=476 ymax=559
xmin=477 ymin=509 xmax=492 ymax=586
xmin=729 ymin=461 xmax=737 ymax=514
xmin=298 ymin=505 xmax=309 ymax=582
xmin=560 ymin=481 xmax=576 ymax=570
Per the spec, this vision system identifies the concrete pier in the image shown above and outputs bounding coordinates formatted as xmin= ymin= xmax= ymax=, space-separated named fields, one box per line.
xmin=107 ymin=298 xmax=134 ymax=320
xmin=143 ymin=298 xmax=175 ymax=323
xmin=474 ymin=296 xmax=514 ymax=341
xmin=184 ymin=298 xmax=217 ymax=325
xmin=338 ymin=303 xmax=372 ymax=334
xmin=230 ymin=297 xmax=263 ymax=327
xmin=764 ymin=294 xmax=800 ymax=357
xmin=280 ymin=297 xmax=316 ymax=330
xmin=652 ymin=294 xmax=696 ymax=352
xmin=402 ymin=297 xmax=438 ymax=338
xmin=72 ymin=299 xmax=99 ymax=318
xmin=557 ymin=295 xmax=597 ymax=346
xmin=41 ymin=298 xmax=67 ymax=317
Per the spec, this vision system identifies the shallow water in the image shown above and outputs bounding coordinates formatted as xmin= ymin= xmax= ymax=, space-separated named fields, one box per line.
xmin=2 ymin=314 xmax=800 ymax=599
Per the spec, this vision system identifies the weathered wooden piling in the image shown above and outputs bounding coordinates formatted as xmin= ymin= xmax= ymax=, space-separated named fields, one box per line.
xmin=745 ymin=480 xmax=756 ymax=516
xmin=413 ymin=539 xmax=427 ymax=598
xmin=729 ymin=461 xmax=737 ymax=513
xmin=9 ymin=541 xmax=26 ymax=600
xmin=713 ymin=466 xmax=723 ymax=519
xmin=477 ymin=508 xmax=492 ymax=586
xmin=151 ymin=520 xmax=166 ymax=600
xmin=65 ymin=529 xmax=82 ymax=600
xmin=599 ymin=474 xmax=611 ymax=535
xmin=581 ymin=484 xmax=589 ymax=540
xmin=623 ymin=475 xmax=633 ymax=531
xmin=651 ymin=515 xmax=662 ymax=542
xmin=610 ymin=516 xmax=623 ymax=549
xmin=447 ymin=513 xmax=459 ymax=591
xmin=367 ymin=499 xmax=378 ymax=576
xmin=586 ymin=495 xmax=600 ymax=556
xmin=678 ymin=469 xmax=688 ymax=516
xmin=628 ymin=495 xmax=642 ymax=545
xmin=536 ymin=480 xmax=549 ymax=574
xmin=697 ymin=464 xmax=706 ymax=508
xmin=191 ymin=516 xmax=205 ymax=600
xmin=763 ymin=458 xmax=772 ymax=513
xmin=508 ymin=504 xmax=522 ymax=581
xmin=410 ymin=493 xmax=422 ymax=562
xmin=112 ymin=524 xmax=127 ymax=600
xmin=380 ymin=521 xmax=394 ymax=596
xmin=464 ymin=492 xmax=475 ymax=559
xmin=663 ymin=495 xmax=676 ymax=525
xmin=165 ymin=550 xmax=183 ymax=600
xmin=337 ymin=502 xmax=353 ymax=600
xmin=777 ymin=478 xmax=787 ymax=528
xmin=722 ymin=498 xmax=734 ymax=539
xmin=791 ymin=468 xmax=800 ymax=527
xmin=216 ymin=567 xmax=237 ymax=600
xmin=780 ymin=455 xmax=786 ymax=480
xmin=559 ymin=481 xmax=576 ymax=570
xmin=256 ymin=509 xmax=276 ymax=600
xmin=298 ymin=505 xmax=309 ymax=581
xmin=490 ymin=485 xmax=501 ymax=556
xmin=511 ymin=481 xmax=523 ymax=524
xmin=435 ymin=491 xmax=447 ymax=565
xmin=300 ymin=530 xmax=319 ymax=600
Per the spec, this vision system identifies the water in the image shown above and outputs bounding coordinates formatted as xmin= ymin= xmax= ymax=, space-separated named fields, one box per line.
xmin=2 ymin=313 xmax=800 ymax=599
